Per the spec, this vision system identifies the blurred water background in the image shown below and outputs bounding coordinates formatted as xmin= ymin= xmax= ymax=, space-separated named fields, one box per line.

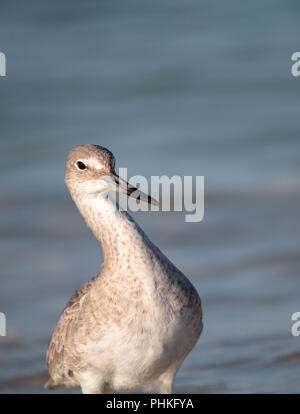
xmin=0 ymin=0 xmax=300 ymax=393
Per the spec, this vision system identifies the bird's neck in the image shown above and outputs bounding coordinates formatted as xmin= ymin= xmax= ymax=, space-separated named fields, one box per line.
xmin=71 ymin=193 xmax=152 ymax=268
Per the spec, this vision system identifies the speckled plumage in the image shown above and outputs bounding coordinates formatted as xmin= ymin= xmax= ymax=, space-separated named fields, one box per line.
xmin=45 ymin=145 xmax=202 ymax=394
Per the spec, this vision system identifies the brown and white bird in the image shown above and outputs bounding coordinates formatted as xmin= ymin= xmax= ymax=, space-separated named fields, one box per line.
xmin=45 ymin=144 xmax=202 ymax=394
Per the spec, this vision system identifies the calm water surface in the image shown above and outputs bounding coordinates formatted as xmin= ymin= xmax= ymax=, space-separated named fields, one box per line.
xmin=0 ymin=0 xmax=300 ymax=393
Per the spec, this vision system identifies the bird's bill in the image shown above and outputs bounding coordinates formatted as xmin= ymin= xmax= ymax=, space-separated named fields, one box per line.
xmin=110 ymin=173 xmax=158 ymax=206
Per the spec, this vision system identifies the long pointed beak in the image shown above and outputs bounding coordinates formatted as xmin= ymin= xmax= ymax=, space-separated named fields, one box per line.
xmin=111 ymin=172 xmax=158 ymax=206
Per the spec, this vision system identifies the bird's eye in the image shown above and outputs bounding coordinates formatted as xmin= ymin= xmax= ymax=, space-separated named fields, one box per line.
xmin=76 ymin=161 xmax=87 ymax=170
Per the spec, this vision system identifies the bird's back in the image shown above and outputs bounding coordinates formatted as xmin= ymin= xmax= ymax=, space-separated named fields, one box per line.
xmin=45 ymin=276 xmax=97 ymax=389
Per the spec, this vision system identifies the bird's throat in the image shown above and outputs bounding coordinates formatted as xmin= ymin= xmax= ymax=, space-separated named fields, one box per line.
xmin=71 ymin=193 xmax=150 ymax=268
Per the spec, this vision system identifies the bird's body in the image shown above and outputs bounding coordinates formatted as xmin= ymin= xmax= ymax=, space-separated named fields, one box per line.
xmin=46 ymin=145 xmax=202 ymax=394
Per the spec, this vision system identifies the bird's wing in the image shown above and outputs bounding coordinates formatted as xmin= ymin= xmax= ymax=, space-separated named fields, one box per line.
xmin=46 ymin=276 xmax=96 ymax=382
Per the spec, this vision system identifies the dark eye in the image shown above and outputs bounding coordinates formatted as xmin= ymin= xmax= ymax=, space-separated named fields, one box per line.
xmin=76 ymin=161 xmax=87 ymax=170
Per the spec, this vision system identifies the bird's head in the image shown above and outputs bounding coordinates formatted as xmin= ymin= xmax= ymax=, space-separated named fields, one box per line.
xmin=65 ymin=144 xmax=157 ymax=205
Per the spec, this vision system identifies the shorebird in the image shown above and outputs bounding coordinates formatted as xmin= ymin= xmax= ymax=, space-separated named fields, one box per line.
xmin=45 ymin=144 xmax=202 ymax=394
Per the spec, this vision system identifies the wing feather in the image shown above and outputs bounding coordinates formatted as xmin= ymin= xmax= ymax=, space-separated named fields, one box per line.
xmin=46 ymin=277 xmax=96 ymax=385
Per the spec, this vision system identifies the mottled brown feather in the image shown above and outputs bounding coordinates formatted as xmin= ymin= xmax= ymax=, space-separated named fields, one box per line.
xmin=46 ymin=277 xmax=96 ymax=387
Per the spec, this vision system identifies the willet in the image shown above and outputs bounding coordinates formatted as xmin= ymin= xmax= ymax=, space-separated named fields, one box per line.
xmin=45 ymin=144 xmax=202 ymax=394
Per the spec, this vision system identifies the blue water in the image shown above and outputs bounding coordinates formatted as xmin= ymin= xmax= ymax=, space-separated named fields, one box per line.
xmin=0 ymin=0 xmax=300 ymax=393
